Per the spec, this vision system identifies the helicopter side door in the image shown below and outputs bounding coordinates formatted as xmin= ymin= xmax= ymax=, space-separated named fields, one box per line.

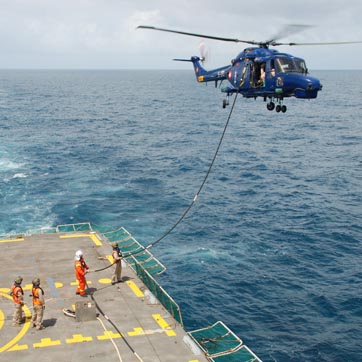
xmin=238 ymin=60 xmax=251 ymax=90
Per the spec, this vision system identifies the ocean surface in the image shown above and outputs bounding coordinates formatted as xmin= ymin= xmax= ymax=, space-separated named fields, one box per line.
xmin=0 ymin=69 xmax=361 ymax=361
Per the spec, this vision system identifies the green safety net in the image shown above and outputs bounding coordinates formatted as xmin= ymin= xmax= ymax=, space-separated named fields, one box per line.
xmin=210 ymin=346 xmax=262 ymax=362
xmin=135 ymin=263 xmax=183 ymax=326
xmin=189 ymin=321 xmax=262 ymax=362
xmin=103 ymin=227 xmax=166 ymax=276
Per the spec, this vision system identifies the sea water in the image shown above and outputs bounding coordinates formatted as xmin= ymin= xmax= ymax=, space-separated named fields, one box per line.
xmin=0 ymin=69 xmax=361 ymax=361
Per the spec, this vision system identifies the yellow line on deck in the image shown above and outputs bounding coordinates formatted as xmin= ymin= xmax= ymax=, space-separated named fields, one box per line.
xmin=66 ymin=334 xmax=93 ymax=344
xmin=97 ymin=331 xmax=122 ymax=340
xmin=0 ymin=308 xmax=4 ymax=331
xmin=59 ymin=234 xmax=89 ymax=239
xmin=0 ymin=292 xmax=32 ymax=353
xmin=33 ymin=338 xmax=61 ymax=348
xmin=8 ymin=344 xmax=28 ymax=351
xmin=126 ymin=281 xmax=144 ymax=297
xmin=89 ymin=233 xmax=102 ymax=246
xmin=0 ymin=238 xmax=24 ymax=243
xmin=128 ymin=327 xmax=145 ymax=336
xmin=59 ymin=233 xmax=102 ymax=246
xmin=153 ymin=314 xmax=176 ymax=337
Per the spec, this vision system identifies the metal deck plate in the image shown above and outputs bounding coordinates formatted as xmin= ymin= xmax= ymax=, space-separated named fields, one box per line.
xmin=0 ymin=232 xmax=207 ymax=362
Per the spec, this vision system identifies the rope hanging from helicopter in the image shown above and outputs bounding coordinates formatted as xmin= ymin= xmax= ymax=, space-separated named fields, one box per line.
xmin=144 ymin=91 xmax=239 ymax=251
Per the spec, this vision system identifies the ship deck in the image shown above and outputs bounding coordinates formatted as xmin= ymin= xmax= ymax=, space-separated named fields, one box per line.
xmin=0 ymin=230 xmax=208 ymax=362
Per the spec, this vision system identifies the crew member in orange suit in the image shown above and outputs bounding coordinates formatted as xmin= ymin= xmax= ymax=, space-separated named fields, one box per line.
xmin=74 ymin=250 xmax=90 ymax=297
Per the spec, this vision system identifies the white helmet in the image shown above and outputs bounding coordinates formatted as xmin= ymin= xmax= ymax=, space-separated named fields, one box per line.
xmin=75 ymin=250 xmax=83 ymax=260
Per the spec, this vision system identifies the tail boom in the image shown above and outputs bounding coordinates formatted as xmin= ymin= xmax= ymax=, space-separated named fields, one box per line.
xmin=174 ymin=56 xmax=230 ymax=83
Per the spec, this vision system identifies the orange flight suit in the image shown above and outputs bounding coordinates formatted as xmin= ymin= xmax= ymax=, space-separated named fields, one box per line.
xmin=75 ymin=257 xmax=89 ymax=296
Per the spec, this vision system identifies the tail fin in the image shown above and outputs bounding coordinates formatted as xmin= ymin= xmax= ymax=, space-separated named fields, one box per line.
xmin=174 ymin=56 xmax=207 ymax=82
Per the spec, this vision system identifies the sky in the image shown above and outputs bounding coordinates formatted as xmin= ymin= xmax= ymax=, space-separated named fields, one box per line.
xmin=0 ymin=0 xmax=362 ymax=70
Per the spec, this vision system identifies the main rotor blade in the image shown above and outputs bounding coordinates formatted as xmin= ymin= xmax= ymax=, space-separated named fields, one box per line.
xmin=276 ymin=40 xmax=362 ymax=46
xmin=266 ymin=24 xmax=313 ymax=44
xmin=137 ymin=25 xmax=258 ymax=45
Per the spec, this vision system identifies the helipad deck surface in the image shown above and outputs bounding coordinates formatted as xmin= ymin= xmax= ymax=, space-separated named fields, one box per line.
xmin=0 ymin=231 xmax=208 ymax=362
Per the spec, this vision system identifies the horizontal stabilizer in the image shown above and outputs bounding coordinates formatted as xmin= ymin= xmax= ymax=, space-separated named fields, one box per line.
xmin=173 ymin=58 xmax=194 ymax=62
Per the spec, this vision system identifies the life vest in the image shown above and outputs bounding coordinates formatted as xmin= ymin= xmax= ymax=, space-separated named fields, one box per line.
xmin=11 ymin=284 xmax=24 ymax=304
xmin=32 ymin=286 xmax=44 ymax=306
xmin=112 ymin=247 xmax=122 ymax=262
xmin=75 ymin=258 xmax=88 ymax=279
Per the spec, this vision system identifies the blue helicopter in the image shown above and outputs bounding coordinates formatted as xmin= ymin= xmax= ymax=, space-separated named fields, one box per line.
xmin=138 ymin=25 xmax=362 ymax=113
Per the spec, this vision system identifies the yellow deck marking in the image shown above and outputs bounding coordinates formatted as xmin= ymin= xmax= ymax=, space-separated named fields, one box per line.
xmin=66 ymin=334 xmax=93 ymax=344
xmin=0 ymin=308 xmax=4 ymax=331
xmin=59 ymin=233 xmax=102 ymax=246
xmin=126 ymin=281 xmax=144 ymax=297
xmin=8 ymin=344 xmax=28 ymax=351
xmin=0 ymin=292 xmax=31 ymax=353
xmin=54 ymin=282 xmax=63 ymax=288
xmin=98 ymin=278 xmax=112 ymax=284
xmin=0 ymin=288 xmax=10 ymax=293
xmin=128 ymin=327 xmax=146 ymax=336
xmin=106 ymin=255 xmax=113 ymax=264
xmin=60 ymin=234 xmax=89 ymax=239
xmin=0 ymin=238 xmax=24 ymax=243
xmin=97 ymin=331 xmax=122 ymax=340
xmin=33 ymin=338 xmax=61 ymax=348
xmin=153 ymin=314 xmax=176 ymax=337
xmin=70 ymin=280 xmax=92 ymax=286
xmin=89 ymin=233 xmax=102 ymax=246
xmin=23 ymin=284 xmax=32 ymax=291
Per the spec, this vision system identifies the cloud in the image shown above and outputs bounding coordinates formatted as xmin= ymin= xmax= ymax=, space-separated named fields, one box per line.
xmin=0 ymin=0 xmax=361 ymax=69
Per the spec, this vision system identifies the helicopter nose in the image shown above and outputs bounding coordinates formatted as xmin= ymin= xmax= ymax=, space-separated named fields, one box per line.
xmin=294 ymin=76 xmax=322 ymax=99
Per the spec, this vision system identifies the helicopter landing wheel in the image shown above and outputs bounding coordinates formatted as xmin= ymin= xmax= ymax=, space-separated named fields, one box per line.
xmin=281 ymin=105 xmax=287 ymax=113
xmin=276 ymin=104 xmax=281 ymax=113
xmin=267 ymin=102 xmax=275 ymax=111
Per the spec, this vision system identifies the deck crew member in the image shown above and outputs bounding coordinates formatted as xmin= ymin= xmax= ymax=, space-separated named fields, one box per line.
xmin=11 ymin=276 xmax=24 ymax=326
xmin=75 ymin=250 xmax=89 ymax=296
xmin=111 ymin=242 xmax=123 ymax=285
xmin=31 ymin=277 xmax=45 ymax=330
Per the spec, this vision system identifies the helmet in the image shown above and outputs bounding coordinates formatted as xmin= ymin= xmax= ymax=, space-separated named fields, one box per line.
xmin=75 ymin=249 xmax=83 ymax=260
xmin=111 ymin=242 xmax=118 ymax=248
xmin=14 ymin=276 xmax=23 ymax=284
xmin=32 ymin=277 xmax=40 ymax=286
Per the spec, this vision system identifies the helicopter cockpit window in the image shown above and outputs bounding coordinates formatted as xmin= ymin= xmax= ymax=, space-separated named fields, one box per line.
xmin=275 ymin=57 xmax=295 ymax=73
xmin=276 ymin=57 xmax=308 ymax=74
xmin=294 ymin=58 xmax=308 ymax=74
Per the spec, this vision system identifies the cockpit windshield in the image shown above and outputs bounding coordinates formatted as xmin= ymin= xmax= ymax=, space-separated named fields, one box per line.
xmin=275 ymin=57 xmax=308 ymax=74
xmin=294 ymin=58 xmax=308 ymax=74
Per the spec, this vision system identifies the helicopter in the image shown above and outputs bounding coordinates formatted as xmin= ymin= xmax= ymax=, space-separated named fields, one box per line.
xmin=137 ymin=25 xmax=362 ymax=113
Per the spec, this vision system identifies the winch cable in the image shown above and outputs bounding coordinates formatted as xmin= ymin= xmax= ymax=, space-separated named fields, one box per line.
xmin=93 ymin=261 xmax=116 ymax=272
xmin=144 ymin=92 xmax=239 ymax=250
xmin=91 ymin=94 xmax=238 ymax=261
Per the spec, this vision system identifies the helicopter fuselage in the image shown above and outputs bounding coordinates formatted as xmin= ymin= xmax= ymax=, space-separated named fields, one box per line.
xmin=191 ymin=47 xmax=322 ymax=112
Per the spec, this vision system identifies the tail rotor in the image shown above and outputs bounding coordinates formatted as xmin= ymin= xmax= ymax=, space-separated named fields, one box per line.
xmin=199 ymin=40 xmax=210 ymax=65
